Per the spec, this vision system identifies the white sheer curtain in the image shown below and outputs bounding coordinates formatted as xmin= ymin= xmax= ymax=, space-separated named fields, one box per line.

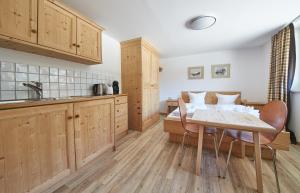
xmin=291 ymin=24 xmax=300 ymax=92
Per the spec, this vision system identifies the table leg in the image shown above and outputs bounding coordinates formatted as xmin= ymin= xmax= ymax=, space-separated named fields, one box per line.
xmin=196 ymin=125 xmax=204 ymax=176
xmin=253 ymin=132 xmax=263 ymax=193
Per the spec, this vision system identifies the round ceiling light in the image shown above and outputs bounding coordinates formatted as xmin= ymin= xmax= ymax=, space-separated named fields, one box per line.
xmin=186 ymin=16 xmax=216 ymax=30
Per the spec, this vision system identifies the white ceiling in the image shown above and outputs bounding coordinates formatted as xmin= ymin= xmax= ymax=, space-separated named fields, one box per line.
xmin=63 ymin=0 xmax=300 ymax=58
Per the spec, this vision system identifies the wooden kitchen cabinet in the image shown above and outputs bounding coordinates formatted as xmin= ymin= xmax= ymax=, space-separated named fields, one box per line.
xmin=74 ymin=98 xmax=115 ymax=169
xmin=0 ymin=0 xmax=38 ymax=43
xmin=77 ymin=18 xmax=102 ymax=61
xmin=121 ymin=38 xmax=160 ymax=131
xmin=115 ymin=96 xmax=128 ymax=140
xmin=0 ymin=0 xmax=103 ymax=64
xmin=38 ymin=0 xmax=77 ymax=54
xmin=0 ymin=104 xmax=75 ymax=193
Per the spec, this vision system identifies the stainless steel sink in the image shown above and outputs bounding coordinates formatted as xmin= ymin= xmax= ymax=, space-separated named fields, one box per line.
xmin=0 ymin=100 xmax=27 ymax=104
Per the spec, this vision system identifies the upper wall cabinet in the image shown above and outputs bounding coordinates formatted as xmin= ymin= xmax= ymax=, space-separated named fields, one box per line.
xmin=77 ymin=18 xmax=102 ymax=61
xmin=0 ymin=0 xmax=103 ymax=65
xmin=0 ymin=0 xmax=38 ymax=43
xmin=38 ymin=0 xmax=77 ymax=54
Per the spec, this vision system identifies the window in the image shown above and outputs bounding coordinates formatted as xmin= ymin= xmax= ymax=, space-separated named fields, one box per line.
xmin=291 ymin=25 xmax=300 ymax=92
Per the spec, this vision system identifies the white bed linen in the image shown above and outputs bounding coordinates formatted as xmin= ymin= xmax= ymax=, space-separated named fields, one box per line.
xmin=168 ymin=103 xmax=259 ymax=119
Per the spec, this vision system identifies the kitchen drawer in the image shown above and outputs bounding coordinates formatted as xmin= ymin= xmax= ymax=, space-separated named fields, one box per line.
xmin=115 ymin=115 xmax=128 ymax=135
xmin=115 ymin=96 xmax=127 ymax=105
xmin=115 ymin=103 xmax=128 ymax=117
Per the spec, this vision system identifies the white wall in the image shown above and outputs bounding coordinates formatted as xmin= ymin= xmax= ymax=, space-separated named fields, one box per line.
xmin=289 ymin=93 xmax=300 ymax=142
xmin=159 ymin=45 xmax=270 ymax=112
xmin=0 ymin=32 xmax=121 ymax=80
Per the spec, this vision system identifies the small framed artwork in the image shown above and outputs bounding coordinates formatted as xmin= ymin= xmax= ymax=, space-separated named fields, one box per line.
xmin=188 ymin=66 xmax=204 ymax=79
xmin=211 ymin=64 xmax=231 ymax=78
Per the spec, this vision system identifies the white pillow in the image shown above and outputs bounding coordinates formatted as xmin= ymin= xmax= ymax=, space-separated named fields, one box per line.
xmin=188 ymin=92 xmax=206 ymax=106
xmin=216 ymin=93 xmax=239 ymax=105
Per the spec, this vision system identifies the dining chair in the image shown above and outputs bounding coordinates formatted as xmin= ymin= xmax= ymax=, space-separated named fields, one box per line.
xmin=177 ymin=98 xmax=221 ymax=176
xmin=221 ymin=100 xmax=287 ymax=193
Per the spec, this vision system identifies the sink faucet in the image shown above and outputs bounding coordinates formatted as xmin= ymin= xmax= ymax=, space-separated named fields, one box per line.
xmin=23 ymin=81 xmax=43 ymax=100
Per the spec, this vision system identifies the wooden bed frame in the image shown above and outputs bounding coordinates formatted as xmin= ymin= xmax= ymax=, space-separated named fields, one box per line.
xmin=163 ymin=91 xmax=290 ymax=159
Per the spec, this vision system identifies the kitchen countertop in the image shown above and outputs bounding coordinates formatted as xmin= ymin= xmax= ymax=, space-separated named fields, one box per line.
xmin=0 ymin=94 xmax=127 ymax=110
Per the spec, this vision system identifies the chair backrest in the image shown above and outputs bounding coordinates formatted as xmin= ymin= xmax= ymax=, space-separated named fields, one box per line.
xmin=260 ymin=100 xmax=288 ymax=142
xmin=178 ymin=98 xmax=188 ymax=130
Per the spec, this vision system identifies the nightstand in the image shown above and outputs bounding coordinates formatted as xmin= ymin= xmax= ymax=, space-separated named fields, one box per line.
xmin=166 ymin=99 xmax=178 ymax=114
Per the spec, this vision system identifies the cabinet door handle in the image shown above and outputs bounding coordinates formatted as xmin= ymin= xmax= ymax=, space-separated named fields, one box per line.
xmin=76 ymin=45 xmax=80 ymax=48
xmin=75 ymin=114 xmax=80 ymax=118
xmin=116 ymin=125 xmax=119 ymax=128
xmin=31 ymin=29 xmax=37 ymax=33
xmin=117 ymin=110 xmax=120 ymax=112
xmin=67 ymin=116 xmax=73 ymax=120
xmin=116 ymin=100 xmax=119 ymax=103
xmin=72 ymin=43 xmax=77 ymax=47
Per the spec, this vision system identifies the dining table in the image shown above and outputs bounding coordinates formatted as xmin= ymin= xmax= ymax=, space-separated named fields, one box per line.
xmin=188 ymin=108 xmax=276 ymax=193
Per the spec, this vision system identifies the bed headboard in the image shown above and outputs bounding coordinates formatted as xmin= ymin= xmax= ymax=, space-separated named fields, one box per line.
xmin=181 ymin=91 xmax=242 ymax=104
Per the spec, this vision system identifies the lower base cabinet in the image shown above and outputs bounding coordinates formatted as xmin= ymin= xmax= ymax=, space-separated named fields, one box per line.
xmin=74 ymin=98 xmax=115 ymax=169
xmin=0 ymin=104 xmax=75 ymax=193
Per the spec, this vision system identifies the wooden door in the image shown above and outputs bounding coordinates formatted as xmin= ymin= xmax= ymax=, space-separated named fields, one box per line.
xmin=38 ymin=0 xmax=77 ymax=54
xmin=142 ymin=46 xmax=152 ymax=123
xmin=74 ymin=99 xmax=114 ymax=168
xmin=150 ymin=53 xmax=160 ymax=116
xmin=0 ymin=104 xmax=75 ymax=193
xmin=0 ymin=0 xmax=37 ymax=43
xmin=121 ymin=45 xmax=142 ymax=130
xmin=77 ymin=18 xmax=101 ymax=61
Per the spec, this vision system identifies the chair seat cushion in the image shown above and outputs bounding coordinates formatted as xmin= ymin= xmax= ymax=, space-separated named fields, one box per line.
xmin=225 ymin=129 xmax=272 ymax=145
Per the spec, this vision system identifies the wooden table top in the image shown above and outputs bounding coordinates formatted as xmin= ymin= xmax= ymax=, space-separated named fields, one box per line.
xmin=189 ymin=109 xmax=275 ymax=133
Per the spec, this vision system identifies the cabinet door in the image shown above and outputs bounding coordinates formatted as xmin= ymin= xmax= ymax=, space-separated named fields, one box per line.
xmin=0 ymin=104 xmax=75 ymax=193
xmin=150 ymin=53 xmax=160 ymax=116
xmin=74 ymin=99 xmax=114 ymax=168
xmin=38 ymin=0 xmax=77 ymax=54
xmin=77 ymin=18 xmax=102 ymax=61
xmin=0 ymin=0 xmax=37 ymax=43
xmin=142 ymin=46 xmax=152 ymax=122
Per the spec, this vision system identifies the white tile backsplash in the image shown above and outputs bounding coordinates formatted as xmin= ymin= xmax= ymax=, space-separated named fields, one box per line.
xmin=16 ymin=91 xmax=28 ymax=99
xmin=50 ymin=68 xmax=58 ymax=75
xmin=1 ymin=72 xmax=15 ymax=81
xmin=28 ymin=65 xmax=39 ymax=74
xmin=50 ymin=83 xmax=59 ymax=90
xmin=40 ymin=74 xmax=49 ymax=82
xmin=0 ymin=60 xmax=119 ymax=100
xmin=28 ymin=74 xmax=39 ymax=82
xmin=16 ymin=63 xmax=28 ymax=73
xmin=50 ymin=75 xmax=58 ymax=83
xmin=15 ymin=73 xmax=27 ymax=81
xmin=16 ymin=82 xmax=28 ymax=91
xmin=1 ymin=91 xmax=15 ymax=100
xmin=1 ymin=61 xmax=15 ymax=72
xmin=40 ymin=66 xmax=49 ymax=75
xmin=59 ymin=76 xmax=66 ymax=83
xmin=1 ymin=81 xmax=15 ymax=90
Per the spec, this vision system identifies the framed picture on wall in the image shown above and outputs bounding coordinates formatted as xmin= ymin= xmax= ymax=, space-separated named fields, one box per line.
xmin=188 ymin=66 xmax=204 ymax=79
xmin=211 ymin=64 xmax=231 ymax=78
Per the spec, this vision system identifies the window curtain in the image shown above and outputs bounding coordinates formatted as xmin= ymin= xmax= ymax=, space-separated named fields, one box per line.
xmin=268 ymin=23 xmax=297 ymax=144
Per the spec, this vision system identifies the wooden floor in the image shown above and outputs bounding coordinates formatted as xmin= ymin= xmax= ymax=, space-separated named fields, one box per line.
xmin=49 ymin=120 xmax=300 ymax=193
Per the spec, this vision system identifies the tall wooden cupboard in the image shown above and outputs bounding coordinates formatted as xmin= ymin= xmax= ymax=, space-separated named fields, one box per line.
xmin=121 ymin=38 xmax=160 ymax=131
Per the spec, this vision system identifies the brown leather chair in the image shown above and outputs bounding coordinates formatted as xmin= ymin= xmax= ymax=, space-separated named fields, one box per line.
xmin=178 ymin=98 xmax=221 ymax=176
xmin=221 ymin=101 xmax=287 ymax=193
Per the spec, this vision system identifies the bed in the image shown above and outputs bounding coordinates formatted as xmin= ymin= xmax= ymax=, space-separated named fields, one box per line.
xmin=163 ymin=91 xmax=290 ymax=159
